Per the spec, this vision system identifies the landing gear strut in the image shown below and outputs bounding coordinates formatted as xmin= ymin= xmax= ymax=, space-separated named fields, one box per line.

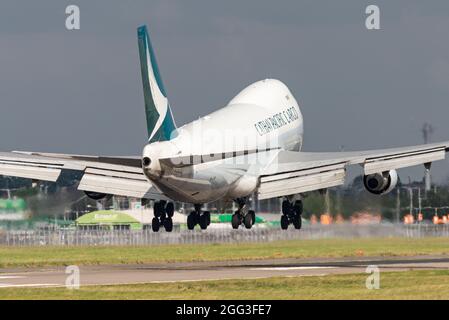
xmin=152 ymin=201 xmax=175 ymax=232
xmin=232 ymin=198 xmax=256 ymax=230
xmin=281 ymin=199 xmax=302 ymax=230
xmin=187 ymin=204 xmax=211 ymax=230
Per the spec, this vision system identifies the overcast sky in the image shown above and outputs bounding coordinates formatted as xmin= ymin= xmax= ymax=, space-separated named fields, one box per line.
xmin=1 ymin=0 xmax=449 ymax=182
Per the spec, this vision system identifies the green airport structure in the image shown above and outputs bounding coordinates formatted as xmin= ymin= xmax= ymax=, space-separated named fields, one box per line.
xmin=75 ymin=210 xmax=143 ymax=230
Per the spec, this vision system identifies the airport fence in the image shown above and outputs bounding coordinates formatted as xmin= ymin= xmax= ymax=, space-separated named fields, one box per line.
xmin=1 ymin=223 xmax=449 ymax=246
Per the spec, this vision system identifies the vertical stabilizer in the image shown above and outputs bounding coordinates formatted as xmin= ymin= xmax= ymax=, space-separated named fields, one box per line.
xmin=137 ymin=25 xmax=177 ymax=142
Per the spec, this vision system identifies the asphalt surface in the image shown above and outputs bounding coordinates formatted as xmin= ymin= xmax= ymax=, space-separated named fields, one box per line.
xmin=1 ymin=255 xmax=449 ymax=288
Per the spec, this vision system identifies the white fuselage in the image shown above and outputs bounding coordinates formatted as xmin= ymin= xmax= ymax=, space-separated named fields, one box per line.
xmin=142 ymin=79 xmax=303 ymax=203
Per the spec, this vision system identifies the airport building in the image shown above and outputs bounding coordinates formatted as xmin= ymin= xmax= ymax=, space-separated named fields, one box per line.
xmin=75 ymin=210 xmax=144 ymax=230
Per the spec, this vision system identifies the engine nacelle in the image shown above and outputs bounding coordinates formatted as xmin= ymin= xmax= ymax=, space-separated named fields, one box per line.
xmin=363 ymin=170 xmax=398 ymax=195
xmin=84 ymin=191 xmax=110 ymax=200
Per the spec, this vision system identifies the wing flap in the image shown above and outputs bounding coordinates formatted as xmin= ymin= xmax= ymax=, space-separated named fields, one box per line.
xmin=261 ymin=162 xmax=346 ymax=183
xmin=258 ymin=168 xmax=345 ymax=200
xmin=78 ymin=173 xmax=163 ymax=199
xmin=0 ymin=163 xmax=61 ymax=182
xmin=256 ymin=141 xmax=449 ymax=199
xmin=84 ymin=168 xmax=148 ymax=181
xmin=364 ymin=148 xmax=445 ymax=175
xmin=0 ymin=152 xmax=64 ymax=181
xmin=0 ymin=151 xmax=166 ymax=200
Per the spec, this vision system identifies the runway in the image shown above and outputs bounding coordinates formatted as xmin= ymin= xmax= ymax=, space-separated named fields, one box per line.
xmin=1 ymin=255 xmax=449 ymax=288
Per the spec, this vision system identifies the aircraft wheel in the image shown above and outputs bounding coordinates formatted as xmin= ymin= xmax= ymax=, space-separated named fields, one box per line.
xmin=243 ymin=214 xmax=253 ymax=229
xmin=199 ymin=214 xmax=208 ymax=230
xmin=293 ymin=214 xmax=302 ymax=230
xmin=153 ymin=201 xmax=165 ymax=218
xmin=166 ymin=202 xmax=175 ymax=218
xmin=154 ymin=202 xmax=164 ymax=218
xmin=187 ymin=212 xmax=196 ymax=230
xmin=249 ymin=210 xmax=256 ymax=225
xmin=293 ymin=200 xmax=303 ymax=216
xmin=231 ymin=212 xmax=241 ymax=229
xmin=163 ymin=217 xmax=173 ymax=232
xmin=203 ymin=211 xmax=211 ymax=226
xmin=160 ymin=213 xmax=166 ymax=225
xmin=280 ymin=215 xmax=289 ymax=230
xmin=282 ymin=200 xmax=291 ymax=215
xmin=152 ymin=217 xmax=160 ymax=232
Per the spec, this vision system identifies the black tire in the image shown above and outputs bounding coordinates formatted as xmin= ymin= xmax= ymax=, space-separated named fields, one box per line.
xmin=282 ymin=200 xmax=291 ymax=215
xmin=164 ymin=218 xmax=173 ymax=232
xmin=199 ymin=214 xmax=208 ymax=230
xmin=231 ymin=212 xmax=241 ymax=229
xmin=293 ymin=214 xmax=302 ymax=230
xmin=154 ymin=202 xmax=163 ymax=218
xmin=160 ymin=213 xmax=166 ymax=225
xmin=152 ymin=217 xmax=160 ymax=232
xmin=293 ymin=200 xmax=303 ymax=216
xmin=166 ymin=202 xmax=175 ymax=218
xmin=280 ymin=215 xmax=289 ymax=230
xmin=204 ymin=211 xmax=211 ymax=226
xmin=249 ymin=210 xmax=256 ymax=225
xmin=187 ymin=212 xmax=196 ymax=230
xmin=244 ymin=214 xmax=253 ymax=229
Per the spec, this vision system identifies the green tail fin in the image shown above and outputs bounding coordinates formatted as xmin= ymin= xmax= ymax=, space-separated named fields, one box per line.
xmin=137 ymin=25 xmax=177 ymax=142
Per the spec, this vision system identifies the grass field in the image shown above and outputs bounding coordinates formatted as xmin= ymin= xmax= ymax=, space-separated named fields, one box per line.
xmin=1 ymin=270 xmax=449 ymax=299
xmin=1 ymin=237 xmax=449 ymax=268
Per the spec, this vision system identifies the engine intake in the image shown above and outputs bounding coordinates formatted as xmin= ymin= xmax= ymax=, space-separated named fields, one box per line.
xmin=84 ymin=191 xmax=110 ymax=200
xmin=363 ymin=170 xmax=398 ymax=195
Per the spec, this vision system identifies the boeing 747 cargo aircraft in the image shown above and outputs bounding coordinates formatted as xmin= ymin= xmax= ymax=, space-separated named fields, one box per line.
xmin=1 ymin=25 xmax=448 ymax=232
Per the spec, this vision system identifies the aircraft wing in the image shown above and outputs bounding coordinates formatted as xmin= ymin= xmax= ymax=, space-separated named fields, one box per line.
xmin=257 ymin=141 xmax=449 ymax=200
xmin=0 ymin=151 xmax=167 ymax=200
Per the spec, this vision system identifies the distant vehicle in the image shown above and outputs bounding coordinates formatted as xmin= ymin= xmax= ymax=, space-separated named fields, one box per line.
xmin=1 ymin=25 xmax=449 ymax=232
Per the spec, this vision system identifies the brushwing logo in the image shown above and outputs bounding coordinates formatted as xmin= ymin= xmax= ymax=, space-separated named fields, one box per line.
xmin=137 ymin=26 xmax=177 ymax=142
xmin=143 ymin=33 xmax=169 ymax=141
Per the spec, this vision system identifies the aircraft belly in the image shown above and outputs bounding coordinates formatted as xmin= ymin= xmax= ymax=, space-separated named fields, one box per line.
xmin=152 ymin=166 xmax=241 ymax=203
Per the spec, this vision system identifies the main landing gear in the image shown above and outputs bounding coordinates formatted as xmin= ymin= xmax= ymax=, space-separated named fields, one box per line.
xmin=280 ymin=199 xmax=302 ymax=230
xmin=231 ymin=198 xmax=256 ymax=230
xmin=187 ymin=204 xmax=211 ymax=230
xmin=152 ymin=200 xmax=175 ymax=232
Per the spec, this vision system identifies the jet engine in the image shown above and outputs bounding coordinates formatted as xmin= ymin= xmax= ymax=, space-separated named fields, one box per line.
xmin=84 ymin=191 xmax=110 ymax=200
xmin=363 ymin=170 xmax=398 ymax=195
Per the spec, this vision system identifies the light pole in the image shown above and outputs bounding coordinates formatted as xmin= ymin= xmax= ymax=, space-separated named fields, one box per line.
xmin=395 ymin=188 xmax=401 ymax=223
xmin=398 ymin=185 xmax=422 ymax=223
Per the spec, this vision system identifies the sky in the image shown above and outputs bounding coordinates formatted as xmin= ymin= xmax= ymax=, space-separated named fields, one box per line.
xmin=1 ymin=0 xmax=449 ymax=182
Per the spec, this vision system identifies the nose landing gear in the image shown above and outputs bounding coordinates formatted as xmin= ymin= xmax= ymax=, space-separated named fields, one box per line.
xmin=280 ymin=199 xmax=303 ymax=230
xmin=151 ymin=201 xmax=175 ymax=232
xmin=187 ymin=204 xmax=211 ymax=230
xmin=232 ymin=198 xmax=256 ymax=229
